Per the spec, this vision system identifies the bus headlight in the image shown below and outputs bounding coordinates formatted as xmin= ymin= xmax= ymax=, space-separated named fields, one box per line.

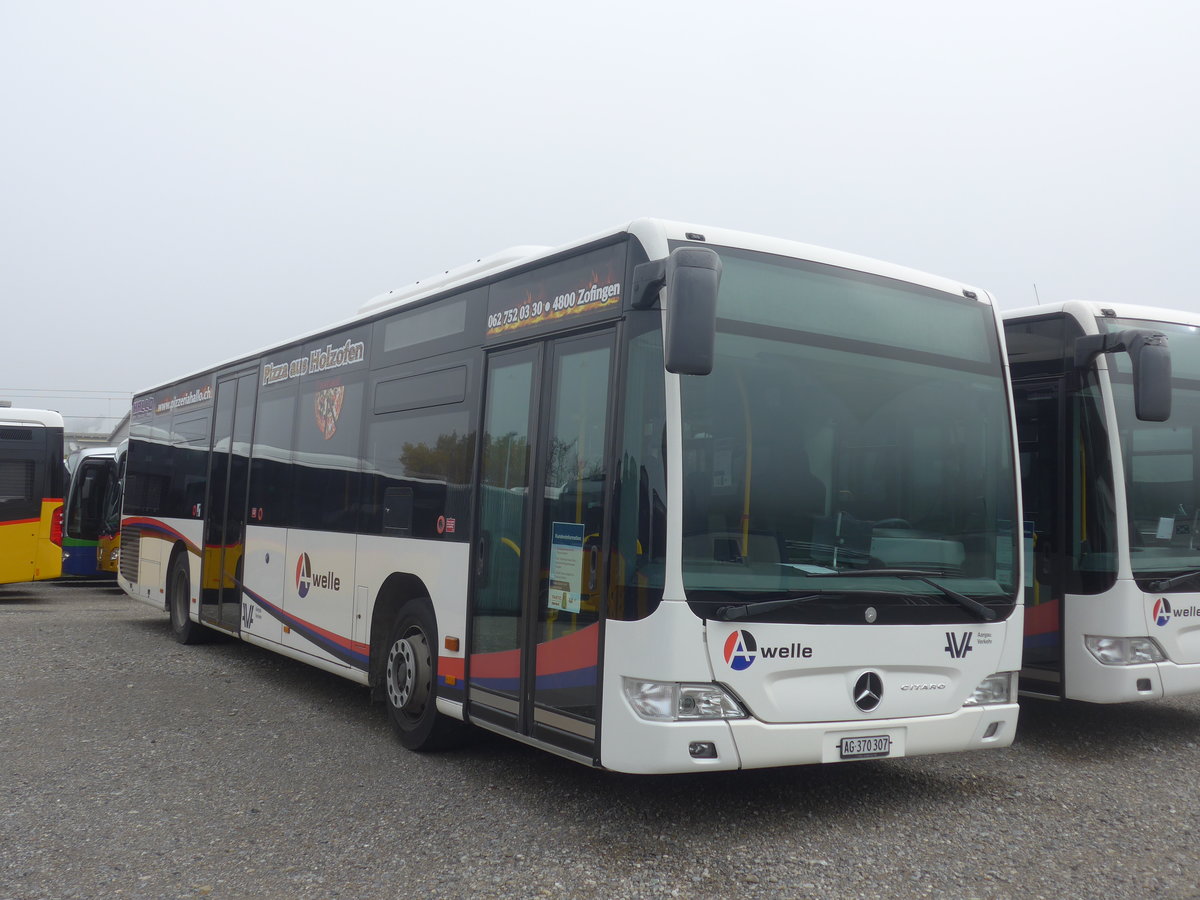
xmin=1084 ymin=636 xmax=1166 ymax=665
xmin=622 ymin=678 xmax=748 ymax=721
xmin=963 ymin=672 xmax=1016 ymax=706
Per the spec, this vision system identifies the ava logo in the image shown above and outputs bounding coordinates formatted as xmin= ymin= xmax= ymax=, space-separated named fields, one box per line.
xmin=945 ymin=631 xmax=974 ymax=659
xmin=723 ymin=630 xmax=758 ymax=671
xmin=314 ymin=383 xmax=345 ymax=440
xmin=296 ymin=552 xmax=313 ymax=598
xmin=1154 ymin=597 xmax=1172 ymax=627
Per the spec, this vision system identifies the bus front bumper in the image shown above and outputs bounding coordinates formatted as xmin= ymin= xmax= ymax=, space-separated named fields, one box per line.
xmin=1156 ymin=660 xmax=1200 ymax=699
xmin=599 ymin=703 xmax=1018 ymax=774
xmin=1064 ymin=657 xmax=1200 ymax=702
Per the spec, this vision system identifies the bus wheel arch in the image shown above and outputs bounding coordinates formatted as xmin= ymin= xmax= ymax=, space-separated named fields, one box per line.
xmin=369 ymin=573 xmax=429 ymax=689
xmin=372 ymin=580 xmax=464 ymax=750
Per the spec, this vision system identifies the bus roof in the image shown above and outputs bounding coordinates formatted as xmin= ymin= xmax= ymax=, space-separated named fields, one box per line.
xmin=66 ymin=445 xmax=119 ymax=475
xmin=628 ymin=219 xmax=991 ymax=303
xmin=1003 ymin=300 xmax=1200 ymax=329
xmin=0 ymin=407 xmax=65 ymax=428
xmin=134 ymin=217 xmax=995 ymax=396
xmin=359 ymin=219 xmax=991 ymax=318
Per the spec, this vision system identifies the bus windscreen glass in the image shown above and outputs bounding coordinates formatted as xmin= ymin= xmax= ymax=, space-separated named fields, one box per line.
xmin=1105 ymin=317 xmax=1200 ymax=579
xmin=677 ymin=247 xmax=1018 ymax=624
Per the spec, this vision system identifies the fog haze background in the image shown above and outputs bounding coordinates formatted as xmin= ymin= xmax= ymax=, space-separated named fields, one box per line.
xmin=3 ymin=1 xmax=1196 ymax=433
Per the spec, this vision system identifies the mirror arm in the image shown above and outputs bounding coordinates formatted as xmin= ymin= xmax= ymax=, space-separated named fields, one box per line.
xmin=1074 ymin=328 xmax=1172 ymax=422
xmin=1074 ymin=332 xmax=1125 ymax=368
xmin=631 ymin=259 xmax=667 ymax=309
xmin=1074 ymin=329 xmax=1167 ymax=369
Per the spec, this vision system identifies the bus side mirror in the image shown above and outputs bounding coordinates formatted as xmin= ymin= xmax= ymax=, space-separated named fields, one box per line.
xmin=631 ymin=247 xmax=722 ymax=376
xmin=1075 ymin=329 xmax=1172 ymax=422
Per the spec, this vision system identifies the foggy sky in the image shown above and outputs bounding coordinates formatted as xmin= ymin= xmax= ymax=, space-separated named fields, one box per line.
xmin=3 ymin=1 xmax=1197 ymax=427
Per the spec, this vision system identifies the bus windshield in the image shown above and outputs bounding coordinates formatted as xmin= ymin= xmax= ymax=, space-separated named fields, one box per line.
xmin=1106 ymin=317 xmax=1200 ymax=579
xmin=677 ymin=247 xmax=1018 ymax=622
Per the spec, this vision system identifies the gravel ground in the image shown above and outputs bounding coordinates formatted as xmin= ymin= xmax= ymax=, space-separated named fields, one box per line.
xmin=2 ymin=579 xmax=1198 ymax=900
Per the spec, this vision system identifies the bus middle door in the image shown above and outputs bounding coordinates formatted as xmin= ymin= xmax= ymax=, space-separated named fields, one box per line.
xmin=200 ymin=370 xmax=257 ymax=634
xmin=1014 ymin=377 xmax=1068 ymax=697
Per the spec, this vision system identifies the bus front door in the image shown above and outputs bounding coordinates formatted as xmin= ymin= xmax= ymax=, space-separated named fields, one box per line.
xmin=468 ymin=330 xmax=615 ymax=761
xmin=1014 ymin=377 xmax=1068 ymax=697
xmin=200 ymin=370 xmax=257 ymax=634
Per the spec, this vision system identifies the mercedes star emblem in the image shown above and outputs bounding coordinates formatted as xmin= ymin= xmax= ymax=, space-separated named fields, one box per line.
xmin=854 ymin=671 xmax=884 ymax=711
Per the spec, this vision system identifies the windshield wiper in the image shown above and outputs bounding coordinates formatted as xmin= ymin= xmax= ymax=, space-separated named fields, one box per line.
xmin=805 ymin=569 xmax=997 ymax=622
xmin=715 ymin=593 xmax=825 ymax=621
xmin=806 ymin=567 xmax=946 ymax=579
xmin=1147 ymin=570 xmax=1200 ymax=591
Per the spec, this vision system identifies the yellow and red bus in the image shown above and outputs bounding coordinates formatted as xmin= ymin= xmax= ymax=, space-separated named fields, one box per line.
xmin=0 ymin=406 xmax=65 ymax=584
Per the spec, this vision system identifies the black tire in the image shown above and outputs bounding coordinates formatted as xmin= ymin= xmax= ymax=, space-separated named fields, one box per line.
xmin=384 ymin=598 xmax=465 ymax=751
xmin=167 ymin=551 xmax=205 ymax=645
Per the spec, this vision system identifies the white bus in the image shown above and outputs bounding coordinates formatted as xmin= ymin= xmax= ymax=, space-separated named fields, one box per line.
xmin=119 ymin=219 xmax=1022 ymax=773
xmin=63 ymin=445 xmax=120 ymax=577
xmin=1003 ymin=300 xmax=1197 ymax=702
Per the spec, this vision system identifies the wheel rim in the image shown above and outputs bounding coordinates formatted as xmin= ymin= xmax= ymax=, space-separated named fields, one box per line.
xmin=387 ymin=627 xmax=431 ymax=717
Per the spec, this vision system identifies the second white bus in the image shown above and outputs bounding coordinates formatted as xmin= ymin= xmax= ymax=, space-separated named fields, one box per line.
xmin=1003 ymin=300 xmax=1200 ymax=702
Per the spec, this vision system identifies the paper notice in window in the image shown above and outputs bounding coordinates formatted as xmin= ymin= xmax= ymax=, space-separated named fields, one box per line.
xmin=1157 ymin=517 xmax=1175 ymax=540
xmin=547 ymin=522 xmax=584 ymax=613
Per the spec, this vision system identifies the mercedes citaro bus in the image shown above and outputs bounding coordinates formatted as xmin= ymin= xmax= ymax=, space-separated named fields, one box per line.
xmin=1004 ymin=301 xmax=1200 ymax=702
xmin=118 ymin=219 xmax=1022 ymax=773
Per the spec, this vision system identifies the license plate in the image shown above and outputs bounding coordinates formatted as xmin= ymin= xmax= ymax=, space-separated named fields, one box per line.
xmin=839 ymin=734 xmax=892 ymax=759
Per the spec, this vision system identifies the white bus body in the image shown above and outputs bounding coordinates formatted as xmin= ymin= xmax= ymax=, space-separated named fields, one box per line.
xmin=62 ymin=445 xmax=119 ymax=577
xmin=1005 ymin=300 xmax=1200 ymax=702
xmin=119 ymin=219 xmax=1022 ymax=773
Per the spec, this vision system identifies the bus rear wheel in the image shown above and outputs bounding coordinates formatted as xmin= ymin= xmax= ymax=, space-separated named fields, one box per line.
xmin=384 ymin=598 xmax=464 ymax=751
xmin=168 ymin=552 xmax=204 ymax=645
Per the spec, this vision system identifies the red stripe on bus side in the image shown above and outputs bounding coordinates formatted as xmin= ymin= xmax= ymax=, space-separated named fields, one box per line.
xmin=439 ymin=656 xmax=465 ymax=679
xmin=283 ymin=610 xmax=371 ymax=657
xmin=535 ymin=623 xmax=599 ymax=675
xmin=1025 ymin=597 xmax=1060 ymax=636
xmin=468 ymin=622 xmax=600 ymax=679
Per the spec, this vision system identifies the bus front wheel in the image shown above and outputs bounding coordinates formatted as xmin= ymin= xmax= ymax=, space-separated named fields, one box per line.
xmin=384 ymin=598 xmax=463 ymax=751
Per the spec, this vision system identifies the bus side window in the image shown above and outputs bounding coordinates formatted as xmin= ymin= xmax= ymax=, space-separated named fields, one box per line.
xmin=293 ymin=365 xmax=367 ymax=534
xmin=250 ymin=377 xmax=298 ymax=527
xmin=611 ymin=329 xmax=667 ymax=621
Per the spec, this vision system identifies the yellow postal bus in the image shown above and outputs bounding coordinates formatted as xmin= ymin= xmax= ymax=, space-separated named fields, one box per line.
xmin=0 ymin=406 xmax=65 ymax=584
